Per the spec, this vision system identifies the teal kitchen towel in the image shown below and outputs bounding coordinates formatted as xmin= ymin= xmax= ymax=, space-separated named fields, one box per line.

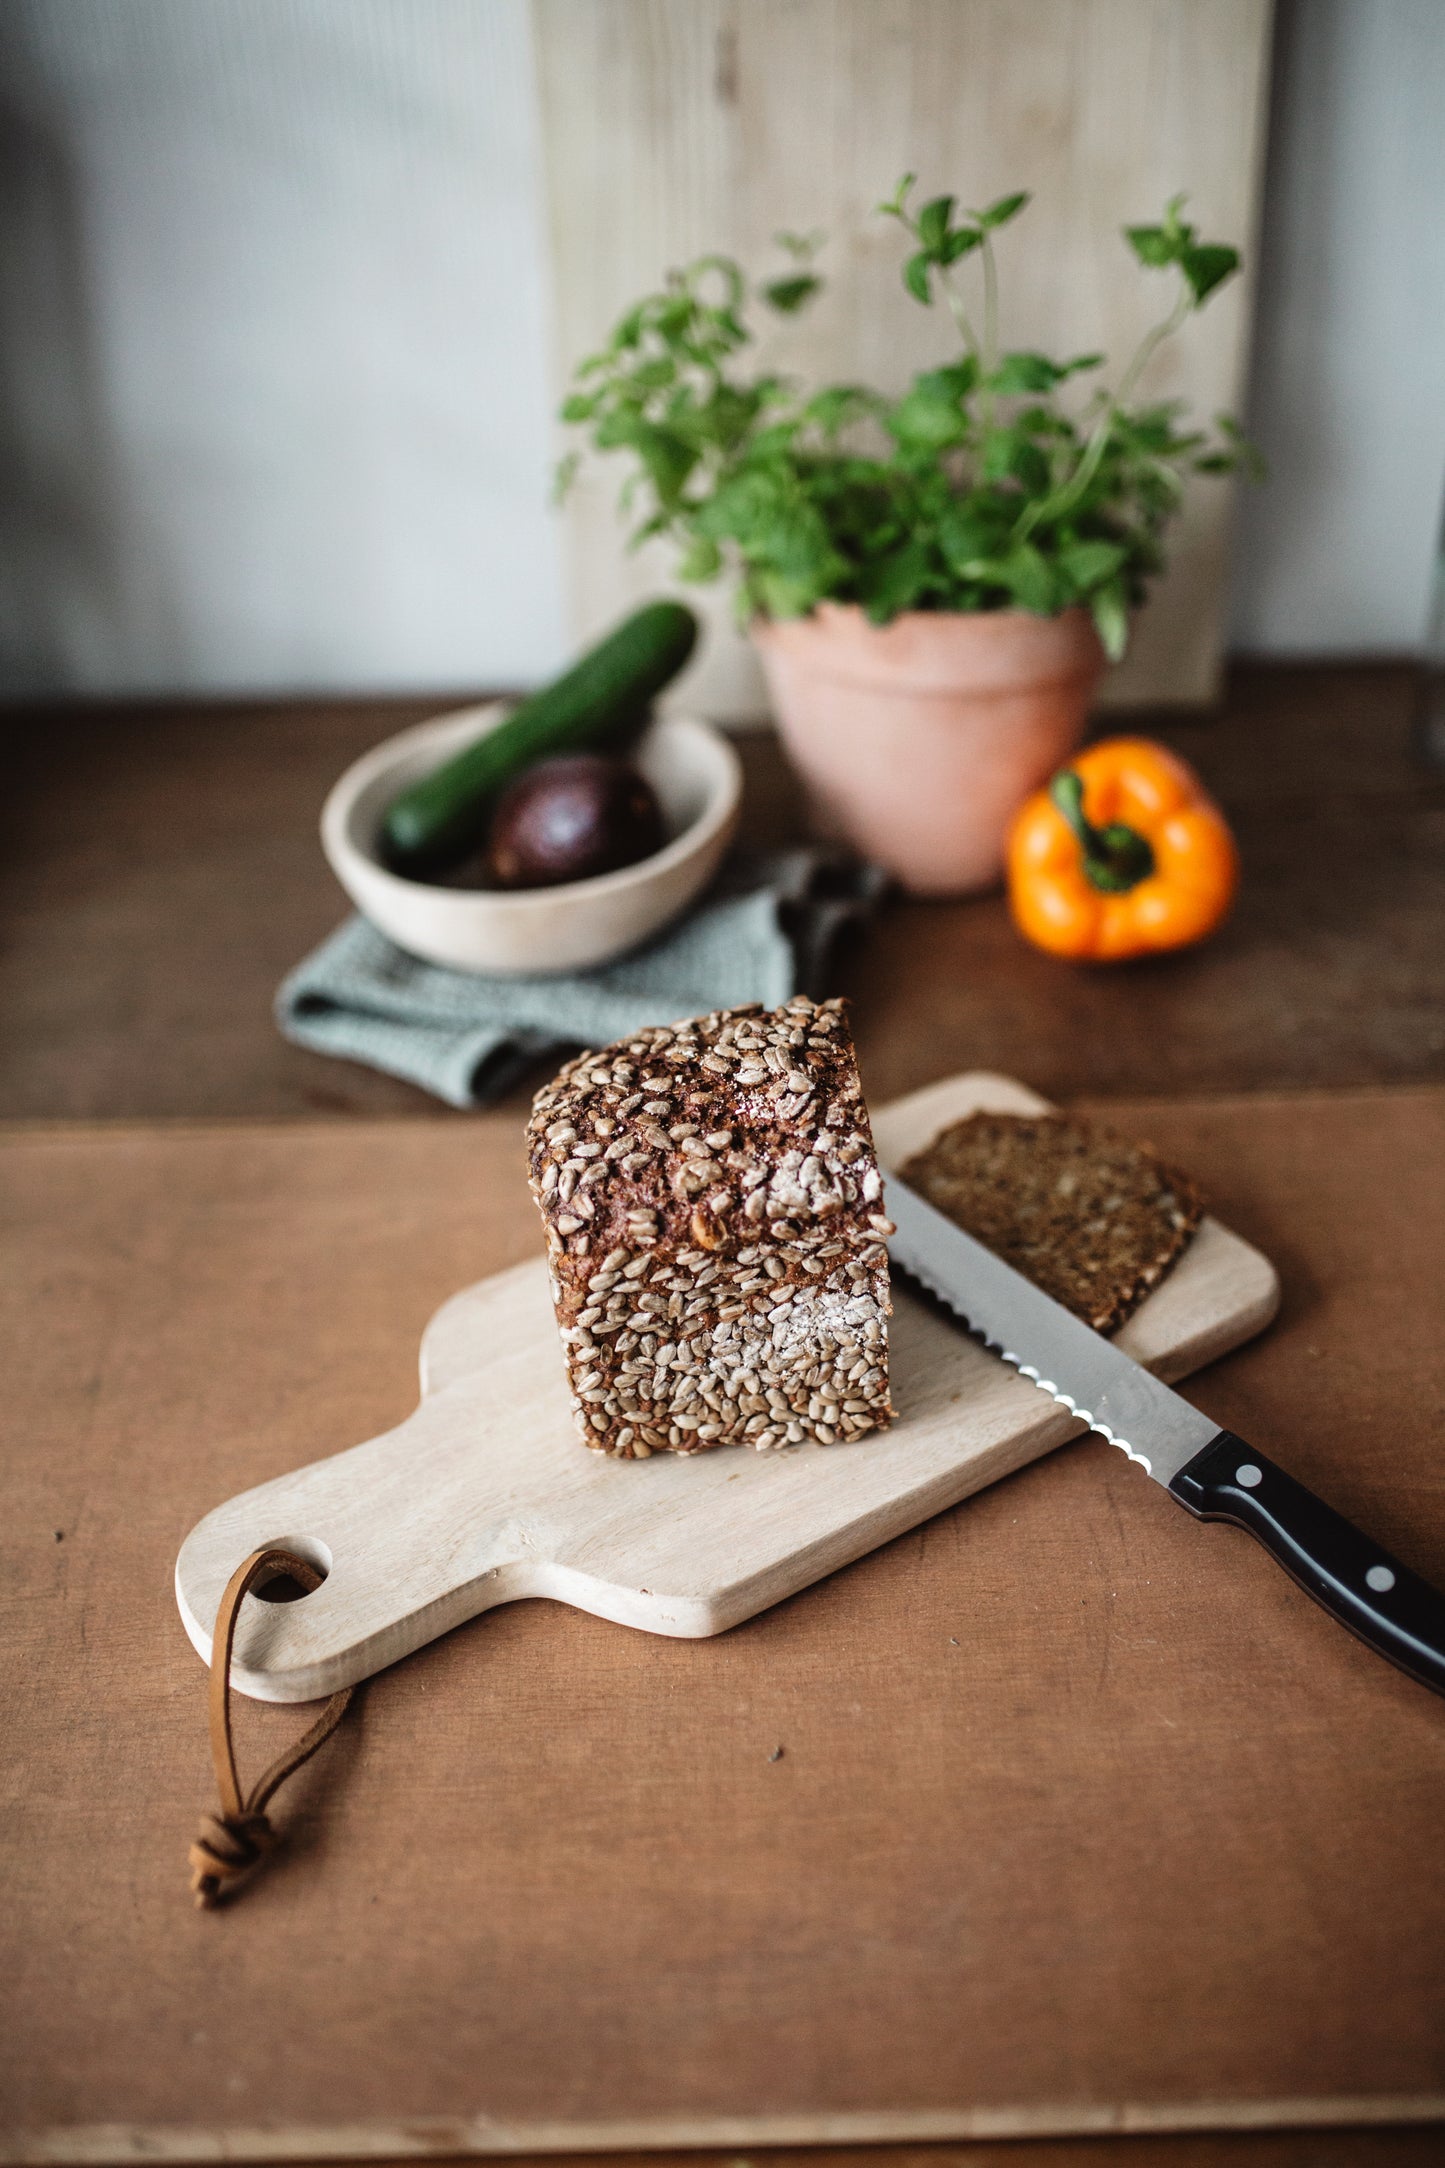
xmin=276 ymin=851 xmax=885 ymax=1108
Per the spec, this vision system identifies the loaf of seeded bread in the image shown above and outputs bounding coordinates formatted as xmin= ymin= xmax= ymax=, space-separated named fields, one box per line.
xmin=525 ymin=997 xmax=895 ymax=1457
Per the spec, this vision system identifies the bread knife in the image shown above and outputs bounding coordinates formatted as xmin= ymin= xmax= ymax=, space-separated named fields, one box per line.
xmin=885 ymin=1174 xmax=1445 ymax=1698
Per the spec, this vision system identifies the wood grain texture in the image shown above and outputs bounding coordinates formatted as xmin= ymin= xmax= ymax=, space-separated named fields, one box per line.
xmin=534 ymin=0 xmax=1273 ymax=717
xmin=172 ymin=1073 xmax=1277 ymax=1701
xmin=4 ymin=1089 xmax=1443 ymax=2157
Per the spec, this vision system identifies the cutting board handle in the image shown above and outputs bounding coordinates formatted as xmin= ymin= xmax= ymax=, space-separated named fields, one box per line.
xmin=174 ymin=1376 xmax=554 ymax=1703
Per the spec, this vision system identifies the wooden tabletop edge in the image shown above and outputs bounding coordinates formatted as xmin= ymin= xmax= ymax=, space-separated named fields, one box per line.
xmin=5 ymin=2093 xmax=1445 ymax=2164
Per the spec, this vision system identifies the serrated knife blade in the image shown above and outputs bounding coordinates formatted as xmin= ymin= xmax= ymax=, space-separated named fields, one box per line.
xmin=884 ymin=1172 xmax=1445 ymax=1698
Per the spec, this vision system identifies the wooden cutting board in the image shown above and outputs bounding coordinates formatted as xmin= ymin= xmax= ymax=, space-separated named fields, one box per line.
xmin=175 ymin=1073 xmax=1278 ymax=1701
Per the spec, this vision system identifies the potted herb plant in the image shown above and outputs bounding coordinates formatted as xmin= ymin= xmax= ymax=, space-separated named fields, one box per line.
xmin=561 ymin=183 xmax=1256 ymax=895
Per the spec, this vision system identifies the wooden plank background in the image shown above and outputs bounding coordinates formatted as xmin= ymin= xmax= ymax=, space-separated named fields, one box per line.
xmin=534 ymin=0 xmax=1274 ymax=720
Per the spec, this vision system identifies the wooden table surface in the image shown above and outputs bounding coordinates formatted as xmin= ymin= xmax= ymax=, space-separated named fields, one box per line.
xmin=3 ymin=662 xmax=1443 ymax=1125
xmin=3 ymin=662 xmax=1443 ymax=2168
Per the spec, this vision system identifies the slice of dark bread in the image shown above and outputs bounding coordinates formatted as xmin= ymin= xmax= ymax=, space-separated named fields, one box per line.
xmin=898 ymin=1111 xmax=1205 ymax=1333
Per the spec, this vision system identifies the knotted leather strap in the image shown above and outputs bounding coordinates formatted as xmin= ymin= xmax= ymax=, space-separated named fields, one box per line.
xmin=189 ymin=1547 xmax=353 ymax=1909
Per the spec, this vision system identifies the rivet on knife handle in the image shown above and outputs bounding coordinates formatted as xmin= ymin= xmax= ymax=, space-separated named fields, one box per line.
xmin=1169 ymin=1433 xmax=1445 ymax=1697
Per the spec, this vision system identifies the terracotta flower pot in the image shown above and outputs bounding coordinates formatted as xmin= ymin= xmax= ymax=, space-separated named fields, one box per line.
xmin=751 ymin=602 xmax=1107 ymax=896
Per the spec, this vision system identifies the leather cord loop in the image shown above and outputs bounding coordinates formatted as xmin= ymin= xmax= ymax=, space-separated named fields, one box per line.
xmin=188 ymin=1547 xmax=353 ymax=1909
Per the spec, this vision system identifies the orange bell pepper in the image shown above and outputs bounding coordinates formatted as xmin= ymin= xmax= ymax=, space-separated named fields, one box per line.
xmin=1006 ymin=736 xmax=1238 ymax=962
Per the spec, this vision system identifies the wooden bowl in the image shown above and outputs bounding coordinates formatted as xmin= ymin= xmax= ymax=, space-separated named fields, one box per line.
xmin=321 ymin=704 xmax=742 ymax=976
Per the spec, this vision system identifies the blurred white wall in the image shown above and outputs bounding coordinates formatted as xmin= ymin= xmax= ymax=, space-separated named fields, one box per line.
xmin=1229 ymin=0 xmax=1445 ymax=656
xmin=0 ymin=0 xmax=1441 ymax=698
xmin=0 ymin=0 xmax=565 ymax=695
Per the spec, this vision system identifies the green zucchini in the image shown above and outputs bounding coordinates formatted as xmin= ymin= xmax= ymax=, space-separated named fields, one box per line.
xmin=381 ymin=600 xmax=699 ymax=876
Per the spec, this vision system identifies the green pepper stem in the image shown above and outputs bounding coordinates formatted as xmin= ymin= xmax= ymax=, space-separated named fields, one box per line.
xmin=1050 ymin=768 xmax=1156 ymax=893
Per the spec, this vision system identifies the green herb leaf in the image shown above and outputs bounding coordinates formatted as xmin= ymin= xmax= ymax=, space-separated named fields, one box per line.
xmin=988 ymin=350 xmax=1060 ymax=394
xmin=552 ymin=450 xmax=581 ymax=503
xmin=856 ymin=537 xmax=935 ymax=621
xmin=937 ymin=498 xmax=1010 ymax=573
xmin=1124 ymin=223 xmax=1177 ymax=268
xmin=941 ymin=225 xmax=983 ymax=264
xmin=1214 ymin=413 xmax=1267 ymax=481
xmin=903 ymin=251 xmax=933 ymax=305
xmin=982 ymin=425 xmax=1051 ymax=495
xmin=917 ymin=195 xmax=955 ymax=251
xmin=1162 ymin=193 xmax=1194 ymax=245
xmin=1058 ymin=538 xmax=1127 ymax=592
xmin=676 ymin=534 xmax=723 ymax=581
xmin=877 ymin=173 xmax=916 ymax=221
xmin=596 ymin=420 xmax=695 ymax=507
xmin=1090 ymin=576 xmax=1130 ymax=661
xmin=687 ymin=253 xmax=746 ymax=312
xmin=802 ymin=385 xmax=880 ymax=438
xmin=630 ymin=356 xmax=676 ymax=389
xmin=979 ymin=191 xmax=1029 ymax=230
xmin=986 ymin=541 xmax=1059 ymax=614
xmin=763 ymin=273 xmax=822 ymax=313
xmin=1180 ymin=242 xmax=1239 ymax=303
xmin=886 ymin=362 xmax=977 ymax=453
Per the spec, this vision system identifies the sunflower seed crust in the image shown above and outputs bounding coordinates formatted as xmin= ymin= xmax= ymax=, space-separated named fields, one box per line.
xmin=525 ymin=998 xmax=895 ymax=1456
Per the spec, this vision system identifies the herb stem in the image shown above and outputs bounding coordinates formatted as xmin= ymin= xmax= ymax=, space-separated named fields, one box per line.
xmin=1111 ymin=283 xmax=1192 ymax=411
xmin=1016 ymin=276 xmax=1192 ymax=541
xmin=979 ymin=227 xmax=999 ymax=429
xmin=939 ymin=275 xmax=982 ymax=369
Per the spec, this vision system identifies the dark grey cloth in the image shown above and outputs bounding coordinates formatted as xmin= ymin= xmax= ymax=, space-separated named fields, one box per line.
xmin=276 ymin=851 xmax=885 ymax=1108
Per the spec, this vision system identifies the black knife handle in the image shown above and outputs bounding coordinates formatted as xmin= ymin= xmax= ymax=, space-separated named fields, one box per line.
xmin=1169 ymin=1432 xmax=1445 ymax=1698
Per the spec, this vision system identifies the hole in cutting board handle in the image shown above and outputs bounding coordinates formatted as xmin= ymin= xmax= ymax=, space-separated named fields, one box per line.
xmin=251 ymin=1535 xmax=333 ymax=1604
